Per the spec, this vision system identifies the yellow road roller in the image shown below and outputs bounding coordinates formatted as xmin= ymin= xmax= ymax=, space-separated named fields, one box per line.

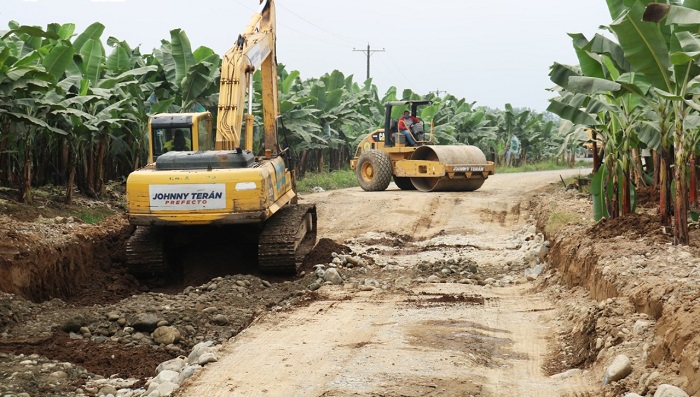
xmin=350 ymin=100 xmax=495 ymax=192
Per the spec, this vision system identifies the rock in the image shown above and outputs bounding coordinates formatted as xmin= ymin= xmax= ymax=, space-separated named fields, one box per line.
xmin=153 ymin=326 xmax=181 ymax=345
xmin=308 ymin=281 xmax=322 ymax=291
xmin=537 ymin=242 xmax=550 ymax=261
xmin=324 ymin=268 xmax=343 ymax=285
xmin=131 ymin=313 xmax=162 ymax=333
xmin=98 ymin=385 xmax=118 ymax=396
xmin=202 ymin=307 xmax=218 ymax=314
xmin=344 ymin=255 xmax=362 ymax=266
xmin=156 ymin=357 xmax=186 ymax=374
xmin=363 ymin=279 xmax=380 ymax=288
xmin=261 ymin=280 xmax=272 ymax=288
xmin=550 ymin=368 xmax=582 ymax=380
xmin=211 ymin=314 xmax=229 ymax=326
xmin=531 ymin=264 xmax=544 ymax=276
xmin=633 ymin=320 xmax=651 ymax=335
xmin=624 ymin=394 xmax=644 ymax=397
xmin=156 ymin=380 xmax=179 ymax=396
xmin=106 ymin=312 xmax=121 ymax=321
xmin=198 ymin=352 xmax=218 ymax=365
xmin=603 ymin=354 xmax=632 ymax=385
xmin=426 ymin=275 xmax=441 ymax=283
xmin=180 ymin=364 xmax=201 ymax=380
xmin=154 ymin=369 xmax=180 ymax=385
xmin=654 ymin=384 xmax=689 ymax=397
xmin=49 ymin=370 xmax=69 ymax=379
xmin=187 ymin=341 xmax=214 ymax=364
xmin=60 ymin=316 xmax=86 ymax=333
xmin=358 ymin=285 xmax=375 ymax=291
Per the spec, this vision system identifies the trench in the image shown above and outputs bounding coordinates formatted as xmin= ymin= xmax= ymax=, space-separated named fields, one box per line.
xmin=0 ymin=215 xmax=267 ymax=305
xmin=0 ymin=216 xmax=134 ymax=303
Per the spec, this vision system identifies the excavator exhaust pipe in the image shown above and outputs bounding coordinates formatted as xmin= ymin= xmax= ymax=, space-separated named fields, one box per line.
xmin=409 ymin=145 xmax=488 ymax=192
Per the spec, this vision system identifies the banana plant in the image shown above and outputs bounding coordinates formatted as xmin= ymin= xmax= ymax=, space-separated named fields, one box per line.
xmin=151 ymin=29 xmax=220 ymax=113
xmin=620 ymin=0 xmax=700 ymax=244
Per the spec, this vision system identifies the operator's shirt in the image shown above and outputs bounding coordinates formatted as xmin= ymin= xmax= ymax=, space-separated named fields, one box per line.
xmin=398 ymin=116 xmax=420 ymax=131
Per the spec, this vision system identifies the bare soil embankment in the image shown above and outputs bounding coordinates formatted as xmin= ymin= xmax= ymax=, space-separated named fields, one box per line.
xmin=535 ymin=187 xmax=700 ymax=396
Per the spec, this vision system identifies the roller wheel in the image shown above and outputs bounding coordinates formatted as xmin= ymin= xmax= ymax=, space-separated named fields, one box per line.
xmin=356 ymin=149 xmax=392 ymax=191
xmin=393 ymin=175 xmax=416 ymax=190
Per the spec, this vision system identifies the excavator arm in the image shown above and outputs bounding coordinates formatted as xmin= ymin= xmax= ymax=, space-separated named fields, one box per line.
xmin=216 ymin=0 xmax=279 ymax=155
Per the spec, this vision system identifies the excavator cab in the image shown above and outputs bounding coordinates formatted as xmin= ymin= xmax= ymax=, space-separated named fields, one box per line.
xmin=147 ymin=112 xmax=214 ymax=163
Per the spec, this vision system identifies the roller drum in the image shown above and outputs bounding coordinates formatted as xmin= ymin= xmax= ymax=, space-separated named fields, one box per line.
xmin=409 ymin=145 xmax=487 ymax=192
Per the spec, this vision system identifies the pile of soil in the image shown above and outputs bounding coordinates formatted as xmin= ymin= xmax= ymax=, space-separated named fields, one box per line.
xmin=301 ymin=237 xmax=351 ymax=269
xmin=0 ymin=332 xmax=173 ymax=380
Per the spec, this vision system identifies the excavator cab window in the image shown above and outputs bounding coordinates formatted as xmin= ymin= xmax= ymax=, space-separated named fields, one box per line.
xmin=197 ymin=118 xmax=213 ymax=151
xmin=152 ymin=127 xmax=193 ymax=159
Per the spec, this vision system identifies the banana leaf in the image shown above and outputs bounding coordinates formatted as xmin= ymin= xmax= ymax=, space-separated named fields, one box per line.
xmin=42 ymin=42 xmax=74 ymax=80
xmin=591 ymin=165 xmax=637 ymax=221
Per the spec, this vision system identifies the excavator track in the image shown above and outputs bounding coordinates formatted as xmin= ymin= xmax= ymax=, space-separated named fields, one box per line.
xmin=258 ymin=204 xmax=317 ymax=275
xmin=126 ymin=226 xmax=169 ymax=276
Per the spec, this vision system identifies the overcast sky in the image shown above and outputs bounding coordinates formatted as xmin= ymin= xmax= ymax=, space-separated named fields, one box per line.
xmin=5 ymin=0 xmax=612 ymax=112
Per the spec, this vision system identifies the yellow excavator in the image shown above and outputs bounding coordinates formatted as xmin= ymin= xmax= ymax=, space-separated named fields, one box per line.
xmin=351 ymin=100 xmax=495 ymax=192
xmin=125 ymin=0 xmax=316 ymax=275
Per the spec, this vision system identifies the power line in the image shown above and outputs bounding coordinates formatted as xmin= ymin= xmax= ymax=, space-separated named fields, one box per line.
xmin=353 ymin=44 xmax=385 ymax=81
xmin=276 ymin=3 xmax=358 ymax=47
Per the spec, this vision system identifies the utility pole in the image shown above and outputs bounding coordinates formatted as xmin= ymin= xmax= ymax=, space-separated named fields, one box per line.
xmin=353 ymin=43 xmax=385 ymax=81
xmin=429 ymin=89 xmax=445 ymax=97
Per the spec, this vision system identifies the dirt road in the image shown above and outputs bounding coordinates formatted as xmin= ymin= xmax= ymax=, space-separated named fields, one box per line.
xmin=177 ymin=169 xmax=593 ymax=397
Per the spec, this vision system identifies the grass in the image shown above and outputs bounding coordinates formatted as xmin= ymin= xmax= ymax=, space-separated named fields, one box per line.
xmin=544 ymin=210 xmax=581 ymax=236
xmin=296 ymin=170 xmax=357 ymax=193
xmin=294 ymin=160 xmax=593 ymax=193
xmin=496 ymin=160 xmax=592 ymax=174
xmin=73 ymin=210 xmax=110 ymax=224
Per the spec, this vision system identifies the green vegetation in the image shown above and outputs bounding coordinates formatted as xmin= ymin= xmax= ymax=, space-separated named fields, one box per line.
xmin=496 ymin=160 xmax=591 ymax=174
xmin=0 ymin=20 xmax=579 ymax=208
xmin=547 ymin=2 xmax=700 ymax=244
xmin=296 ymin=170 xmax=356 ymax=193
xmin=544 ymin=210 xmax=582 ymax=236
xmin=73 ymin=209 xmax=110 ymax=224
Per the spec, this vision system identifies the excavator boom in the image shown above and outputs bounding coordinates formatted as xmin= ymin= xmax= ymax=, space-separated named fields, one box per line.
xmin=217 ymin=0 xmax=279 ymax=154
